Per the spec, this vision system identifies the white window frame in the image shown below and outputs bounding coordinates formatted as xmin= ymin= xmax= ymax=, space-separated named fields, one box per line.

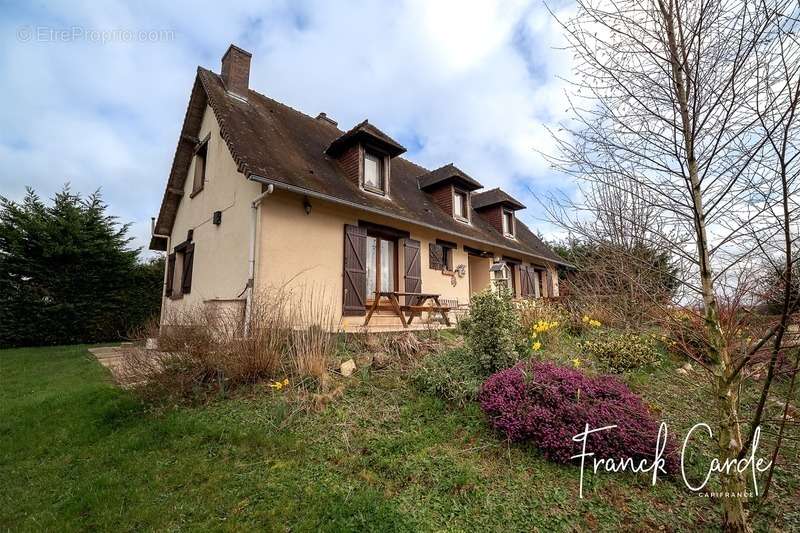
xmin=502 ymin=209 xmax=515 ymax=238
xmin=453 ymin=188 xmax=470 ymax=223
xmin=362 ymin=148 xmax=387 ymax=196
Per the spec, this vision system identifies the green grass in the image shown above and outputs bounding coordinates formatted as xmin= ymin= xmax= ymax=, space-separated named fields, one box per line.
xmin=0 ymin=344 xmax=796 ymax=531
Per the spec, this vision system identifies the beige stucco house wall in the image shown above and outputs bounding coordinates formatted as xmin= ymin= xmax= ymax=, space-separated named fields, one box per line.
xmin=256 ymin=188 xmax=559 ymax=329
xmin=162 ymin=105 xmax=260 ymax=317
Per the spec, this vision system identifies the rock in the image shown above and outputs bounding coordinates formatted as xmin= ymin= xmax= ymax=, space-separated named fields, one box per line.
xmin=340 ymin=359 xmax=356 ymax=377
xmin=681 ymin=362 xmax=693 ymax=372
xmin=145 ymin=338 xmax=158 ymax=350
xmin=372 ymin=352 xmax=391 ymax=370
xmin=676 ymin=368 xmax=689 ymax=376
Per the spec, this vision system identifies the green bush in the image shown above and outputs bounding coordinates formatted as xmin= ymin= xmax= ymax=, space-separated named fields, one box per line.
xmin=411 ymin=347 xmax=483 ymax=406
xmin=0 ymin=187 xmax=163 ymax=347
xmin=461 ymin=287 xmax=522 ymax=375
xmin=579 ymin=332 xmax=659 ymax=372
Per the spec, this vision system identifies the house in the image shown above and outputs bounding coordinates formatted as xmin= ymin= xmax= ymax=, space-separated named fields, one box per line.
xmin=150 ymin=44 xmax=569 ymax=332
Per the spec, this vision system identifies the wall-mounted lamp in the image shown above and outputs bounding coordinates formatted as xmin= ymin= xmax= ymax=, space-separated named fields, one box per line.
xmin=303 ymin=196 xmax=312 ymax=215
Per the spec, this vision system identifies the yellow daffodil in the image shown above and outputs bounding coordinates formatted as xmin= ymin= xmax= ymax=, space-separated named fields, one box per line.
xmin=269 ymin=379 xmax=288 ymax=390
xmin=532 ymin=341 xmax=542 ymax=351
xmin=572 ymin=358 xmax=582 ymax=368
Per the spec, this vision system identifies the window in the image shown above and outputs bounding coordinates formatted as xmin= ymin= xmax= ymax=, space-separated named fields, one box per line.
xmin=453 ymin=190 xmax=468 ymax=221
xmin=166 ymin=241 xmax=195 ymax=298
xmin=502 ymin=209 xmax=515 ymax=237
xmin=363 ymin=151 xmax=385 ymax=193
xmin=428 ymin=243 xmax=452 ymax=271
xmin=191 ymin=139 xmax=208 ymax=197
xmin=366 ymin=235 xmax=396 ymax=299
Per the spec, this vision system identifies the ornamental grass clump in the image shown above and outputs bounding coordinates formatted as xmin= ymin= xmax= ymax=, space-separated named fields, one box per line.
xmin=479 ymin=360 xmax=678 ymax=473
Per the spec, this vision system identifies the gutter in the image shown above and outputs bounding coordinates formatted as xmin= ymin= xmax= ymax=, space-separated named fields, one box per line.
xmin=248 ymin=174 xmax=573 ymax=268
xmin=244 ymin=182 xmax=274 ymax=335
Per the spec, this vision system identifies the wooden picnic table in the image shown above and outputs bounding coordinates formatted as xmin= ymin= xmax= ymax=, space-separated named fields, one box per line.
xmin=363 ymin=291 xmax=452 ymax=328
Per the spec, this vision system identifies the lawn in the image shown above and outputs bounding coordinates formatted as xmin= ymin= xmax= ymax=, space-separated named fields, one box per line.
xmin=0 ymin=344 xmax=796 ymax=531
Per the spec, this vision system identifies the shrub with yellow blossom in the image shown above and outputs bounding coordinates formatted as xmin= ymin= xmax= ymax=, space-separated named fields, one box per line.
xmin=579 ymin=333 xmax=659 ymax=372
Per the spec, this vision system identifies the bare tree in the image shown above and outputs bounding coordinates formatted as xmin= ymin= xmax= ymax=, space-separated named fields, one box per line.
xmin=546 ymin=0 xmax=800 ymax=530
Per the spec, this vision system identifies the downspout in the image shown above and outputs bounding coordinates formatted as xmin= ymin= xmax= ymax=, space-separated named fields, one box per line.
xmin=152 ymin=232 xmax=171 ymax=333
xmin=244 ymin=183 xmax=274 ymax=335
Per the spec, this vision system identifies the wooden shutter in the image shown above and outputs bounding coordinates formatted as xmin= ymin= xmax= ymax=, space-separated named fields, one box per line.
xmin=166 ymin=253 xmax=176 ymax=296
xmin=343 ymin=224 xmax=367 ymax=316
xmin=547 ymin=269 xmax=556 ymax=297
xmin=428 ymin=243 xmax=443 ymax=270
xmin=519 ymin=265 xmax=530 ymax=297
xmin=181 ymin=243 xmax=195 ymax=294
xmin=524 ymin=266 xmax=537 ymax=298
xmin=404 ymin=239 xmax=422 ymax=303
xmin=542 ymin=269 xmax=550 ymax=298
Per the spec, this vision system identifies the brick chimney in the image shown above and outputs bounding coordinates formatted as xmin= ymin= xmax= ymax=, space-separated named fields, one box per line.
xmin=221 ymin=44 xmax=251 ymax=101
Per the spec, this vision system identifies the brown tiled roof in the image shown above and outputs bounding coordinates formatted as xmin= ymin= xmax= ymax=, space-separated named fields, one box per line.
xmin=418 ymin=163 xmax=482 ymax=192
xmin=151 ymin=67 xmax=567 ymax=266
xmin=472 ymin=188 xmax=526 ymax=210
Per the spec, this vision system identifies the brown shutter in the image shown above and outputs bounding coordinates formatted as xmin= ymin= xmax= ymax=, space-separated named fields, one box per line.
xmin=519 ymin=265 xmax=529 ymax=297
xmin=343 ymin=224 xmax=367 ymax=316
xmin=525 ymin=266 xmax=536 ymax=297
xmin=542 ymin=269 xmax=550 ymax=298
xmin=404 ymin=239 xmax=422 ymax=305
xmin=428 ymin=243 xmax=443 ymax=270
xmin=181 ymin=243 xmax=195 ymax=294
xmin=166 ymin=253 xmax=176 ymax=296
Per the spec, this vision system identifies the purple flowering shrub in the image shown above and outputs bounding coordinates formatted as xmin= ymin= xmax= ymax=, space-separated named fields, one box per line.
xmin=479 ymin=360 xmax=678 ymax=473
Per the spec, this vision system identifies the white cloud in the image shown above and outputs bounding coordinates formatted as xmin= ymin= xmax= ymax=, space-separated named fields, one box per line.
xmin=0 ymin=0 xmax=577 ymax=254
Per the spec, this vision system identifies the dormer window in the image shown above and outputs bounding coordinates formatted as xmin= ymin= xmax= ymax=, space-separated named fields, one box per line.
xmin=417 ymin=164 xmax=482 ymax=220
xmin=502 ymin=209 xmax=515 ymax=238
xmin=325 ymin=120 xmax=405 ymax=196
xmin=453 ymin=189 xmax=469 ymax=222
xmin=363 ymin=150 xmax=385 ymax=194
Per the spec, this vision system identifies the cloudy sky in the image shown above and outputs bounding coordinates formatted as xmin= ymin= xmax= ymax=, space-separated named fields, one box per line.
xmin=0 ymin=0 xmax=576 ymax=256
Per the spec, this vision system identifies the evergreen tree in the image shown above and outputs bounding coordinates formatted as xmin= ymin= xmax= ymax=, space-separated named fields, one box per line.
xmin=0 ymin=186 xmax=163 ymax=347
